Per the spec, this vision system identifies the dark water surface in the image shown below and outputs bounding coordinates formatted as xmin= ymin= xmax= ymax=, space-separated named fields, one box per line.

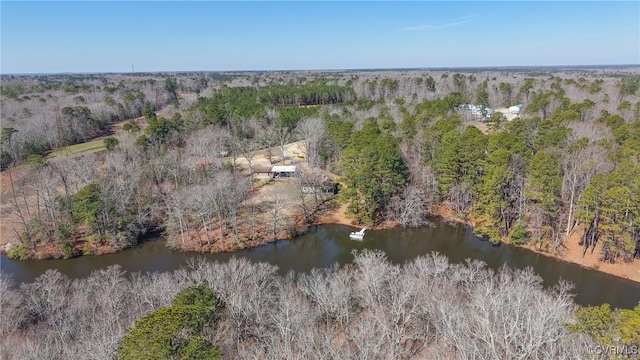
xmin=2 ymin=220 xmax=639 ymax=308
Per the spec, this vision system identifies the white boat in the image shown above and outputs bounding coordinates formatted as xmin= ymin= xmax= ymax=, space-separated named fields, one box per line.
xmin=349 ymin=228 xmax=366 ymax=241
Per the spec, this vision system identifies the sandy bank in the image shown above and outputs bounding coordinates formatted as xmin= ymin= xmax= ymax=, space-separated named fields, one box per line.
xmin=426 ymin=205 xmax=640 ymax=283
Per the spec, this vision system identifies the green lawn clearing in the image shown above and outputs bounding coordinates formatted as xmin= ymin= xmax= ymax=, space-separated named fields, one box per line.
xmin=47 ymin=138 xmax=107 ymax=159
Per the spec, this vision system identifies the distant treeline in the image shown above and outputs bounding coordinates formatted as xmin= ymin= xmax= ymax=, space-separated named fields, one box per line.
xmin=187 ymin=82 xmax=355 ymax=129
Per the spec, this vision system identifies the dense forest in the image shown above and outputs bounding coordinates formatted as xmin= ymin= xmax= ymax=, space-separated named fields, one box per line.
xmin=2 ymin=69 xmax=639 ymax=266
xmin=1 ymin=75 xmax=356 ymax=259
xmin=2 ymin=68 xmax=640 ymax=359
xmin=1 ymin=251 xmax=639 ymax=359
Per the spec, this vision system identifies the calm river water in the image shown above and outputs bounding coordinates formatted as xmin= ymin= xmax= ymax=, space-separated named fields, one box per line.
xmin=2 ymin=220 xmax=639 ymax=309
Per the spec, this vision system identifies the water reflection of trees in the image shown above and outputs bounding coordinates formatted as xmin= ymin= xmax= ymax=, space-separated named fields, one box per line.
xmin=1 ymin=250 xmax=600 ymax=359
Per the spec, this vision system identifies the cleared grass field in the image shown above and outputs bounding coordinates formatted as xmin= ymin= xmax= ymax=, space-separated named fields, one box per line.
xmin=46 ymin=138 xmax=107 ymax=159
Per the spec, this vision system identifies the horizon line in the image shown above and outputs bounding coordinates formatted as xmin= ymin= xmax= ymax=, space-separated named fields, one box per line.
xmin=2 ymin=64 xmax=640 ymax=77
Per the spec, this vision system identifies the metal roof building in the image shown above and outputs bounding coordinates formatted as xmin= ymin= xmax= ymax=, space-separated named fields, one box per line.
xmin=271 ymin=165 xmax=297 ymax=178
xmin=271 ymin=165 xmax=297 ymax=173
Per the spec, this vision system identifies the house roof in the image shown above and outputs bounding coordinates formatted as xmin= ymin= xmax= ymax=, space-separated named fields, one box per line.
xmin=271 ymin=165 xmax=297 ymax=173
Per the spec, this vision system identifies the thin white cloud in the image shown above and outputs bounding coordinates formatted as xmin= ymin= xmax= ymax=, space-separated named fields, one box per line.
xmin=402 ymin=14 xmax=482 ymax=31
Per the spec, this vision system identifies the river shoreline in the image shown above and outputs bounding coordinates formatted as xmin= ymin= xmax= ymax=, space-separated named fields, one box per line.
xmin=290 ymin=202 xmax=640 ymax=283
xmin=2 ymin=199 xmax=639 ymax=284
xmin=426 ymin=205 xmax=640 ymax=283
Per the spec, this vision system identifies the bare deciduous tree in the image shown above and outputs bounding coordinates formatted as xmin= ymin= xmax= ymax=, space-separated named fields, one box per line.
xmin=1 ymin=251 xmax=591 ymax=360
xmin=296 ymin=117 xmax=325 ymax=168
xmin=274 ymin=125 xmax=291 ymax=165
xmin=294 ymin=168 xmax=332 ymax=224
xmin=389 ymin=185 xmax=428 ymax=227
xmin=265 ymin=186 xmax=292 ymax=241
xmin=238 ymin=137 xmax=258 ymax=189
xmin=562 ymin=124 xmax=613 ymax=236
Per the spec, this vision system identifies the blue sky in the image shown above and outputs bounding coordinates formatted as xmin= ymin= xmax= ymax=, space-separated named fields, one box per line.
xmin=1 ymin=1 xmax=639 ymax=73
